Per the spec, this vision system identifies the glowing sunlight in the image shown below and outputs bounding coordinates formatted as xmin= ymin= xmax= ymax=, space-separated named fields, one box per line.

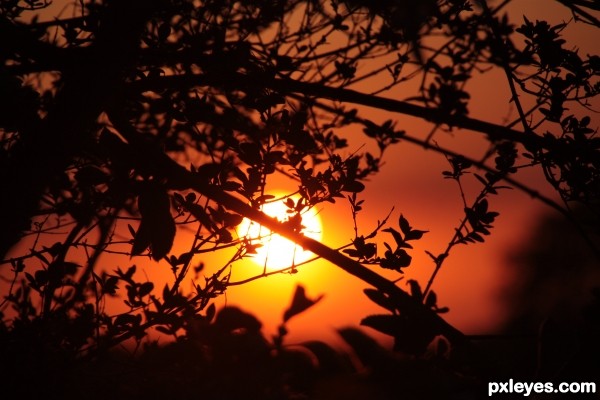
xmin=238 ymin=195 xmax=323 ymax=270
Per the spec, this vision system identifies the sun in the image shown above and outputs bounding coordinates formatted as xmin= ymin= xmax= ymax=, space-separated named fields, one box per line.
xmin=238 ymin=195 xmax=322 ymax=270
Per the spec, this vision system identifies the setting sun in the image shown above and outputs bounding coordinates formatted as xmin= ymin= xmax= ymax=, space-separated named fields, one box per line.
xmin=4 ymin=1 xmax=599 ymax=398
xmin=238 ymin=195 xmax=323 ymax=270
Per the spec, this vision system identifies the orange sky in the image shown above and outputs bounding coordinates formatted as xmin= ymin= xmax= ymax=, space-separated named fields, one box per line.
xmin=6 ymin=0 xmax=599 ymax=350
xmin=215 ymin=0 xmax=600 ymax=346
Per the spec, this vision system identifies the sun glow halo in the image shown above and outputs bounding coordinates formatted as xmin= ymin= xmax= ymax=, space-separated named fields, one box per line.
xmin=239 ymin=197 xmax=322 ymax=270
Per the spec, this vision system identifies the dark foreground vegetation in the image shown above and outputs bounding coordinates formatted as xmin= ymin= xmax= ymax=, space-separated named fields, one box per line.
xmin=1 ymin=0 xmax=599 ymax=398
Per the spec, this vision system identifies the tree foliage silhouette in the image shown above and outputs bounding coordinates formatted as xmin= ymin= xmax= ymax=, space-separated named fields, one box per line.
xmin=0 ymin=0 xmax=598 ymax=398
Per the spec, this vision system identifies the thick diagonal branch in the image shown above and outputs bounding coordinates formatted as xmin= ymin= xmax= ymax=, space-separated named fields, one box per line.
xmin=107 ymin=113 xmax=469 ymax=347
xmin=130 ymin=73 xmax=548 ymax=151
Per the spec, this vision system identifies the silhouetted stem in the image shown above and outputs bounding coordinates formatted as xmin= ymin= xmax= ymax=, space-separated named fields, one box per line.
xmin=479 ymin=0 xmax=531 ymax=134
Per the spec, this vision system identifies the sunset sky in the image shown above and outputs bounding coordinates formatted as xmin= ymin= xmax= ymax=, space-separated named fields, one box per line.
xmin=214 ymin=0 xmax=600 ymax=346
xmin=9 ymin=0 xmax=599 ymax=350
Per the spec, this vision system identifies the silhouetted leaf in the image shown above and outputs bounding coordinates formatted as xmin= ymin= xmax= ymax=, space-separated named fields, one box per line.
xmin=470 ymin=232 xmax=484 ymax=242
xmin=216 ymin=306 xmax=262 ymax=333
xmin=127 ymin=224 xmax=136 ymax=239
xmin=205 ymin=303 xmax=216 ymax=322
xmin=337 ymin=327 xmax=389 ymax=368
xmin=300 ymin=340 xmax=351 ymax=374
xmin=399 ymin=214 xmax=411 ymax=235
xmin=102 ymin=276 xmax=119 ymax=295
xmin=361 ymin=314 xmax=400 ymax=337
xmin=364 ymin=288 xmax=395 ymax=311
xmin=425 ymin=290 xmax=437 ymax=308
xmin=216 ymin=227 xmax=233 ymax=243
xmin=407 ymin=279 xmax=423 ymax=302
xmin=132 ymin=183 xmax=175 ymax=260
xmin=150 ymin=215 xmax=175 ymax=260
xmin=139 ymin=282 xmax=154 ymax=297
xmin=122 ymin=265 xmax=136 ymax=281
xmin=157 ymin=23 xmax=171 ymax=41
xmin=239 ymin=142 xmax=262 ymax=165
xmin=380 ymin=248 xmax=412 ymax=271
xmin=25 ymin=272 xmax=37 ymax=288
xmin=406 ymin=229 xmax=427 ymax=241
xmin=131 ymin=223 xmax=151 ymax=256
xmin=342 ymin=180 xmax=365 ymax=193
xmin=383 ymin=227 xmax=404 ymax=247
xmin=222 ymin=181 xmax=242 ymax=191
xmin=35 ymin=269 xmax=48 ymax=286
xmin=342 ymin=248 xmax=360 ymax=257
xmin=115 ymin=313 xmax=141 ymax=327
xmin=196 ymin=163 xmax=222 ymax=181
xmin=283 ymin=285 xmax=324 ymax=323
xmin=223 ymin=212 xmax=243 ymax=227
xmin=255 ymin=194 xmax=275 ymax=205
xmin=185 ymin=192 xmax=196 ymax=202
xmin=362 ymin=313 xmax=439 ymax=355
xmin=185 ymin=203 xmax=213 ymax=228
